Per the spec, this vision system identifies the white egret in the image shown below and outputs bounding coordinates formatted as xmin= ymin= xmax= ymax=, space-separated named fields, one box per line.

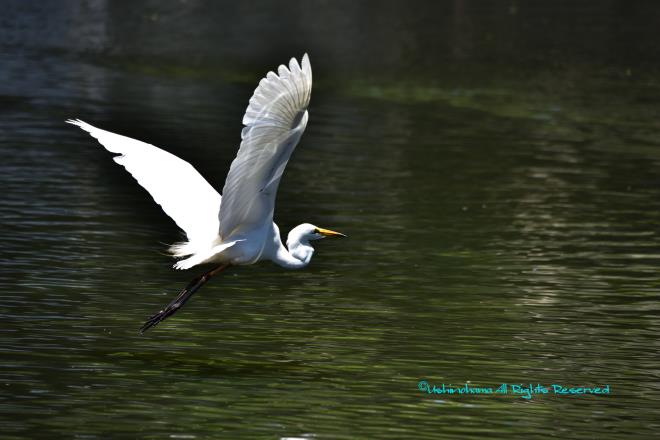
xmin=66 ymin=54 xmax=345 ymax=333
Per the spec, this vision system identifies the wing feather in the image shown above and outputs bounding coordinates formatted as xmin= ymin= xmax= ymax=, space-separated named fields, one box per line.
xmin=219 ymin=54 xmax=312 ymax=240
xmin=66 ymin=119 xmax=221 ymax=251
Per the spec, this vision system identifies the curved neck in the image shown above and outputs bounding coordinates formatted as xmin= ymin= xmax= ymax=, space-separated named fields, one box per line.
xmin=270 ymin=226 xmax=315 ymax=269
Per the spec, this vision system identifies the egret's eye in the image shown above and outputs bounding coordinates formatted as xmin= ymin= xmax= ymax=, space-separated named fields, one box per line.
xmin=313 ymin=228 xmax=320 ymax=234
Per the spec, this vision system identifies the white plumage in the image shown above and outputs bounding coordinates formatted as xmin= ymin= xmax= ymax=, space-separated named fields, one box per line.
xmin=67 ymin=54 xmax=345 ymax=332
xmin=220 ymin=54 xmax=312 ymax=241
xmin=64 ymin=119 xmax=222 ymax=254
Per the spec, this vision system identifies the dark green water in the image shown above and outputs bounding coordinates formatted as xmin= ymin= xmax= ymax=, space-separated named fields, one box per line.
xmin=2 ymin=1 xmax=660 ymax=439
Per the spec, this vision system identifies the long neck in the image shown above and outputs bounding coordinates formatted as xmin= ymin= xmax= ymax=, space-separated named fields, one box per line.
xmin=271 ymin=226 xmax=315 ymax=269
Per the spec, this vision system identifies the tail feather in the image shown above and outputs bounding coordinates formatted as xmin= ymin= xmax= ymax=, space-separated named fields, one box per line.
xmin=171 ymin=240 xmax=242 ymax=270
xmin=174 ymin=255 xmax=208 ymax=270
xmin=169 ymin=241 xmax=199 ymax=258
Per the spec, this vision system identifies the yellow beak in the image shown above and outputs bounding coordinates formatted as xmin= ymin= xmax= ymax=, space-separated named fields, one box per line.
xmin=315 ymin=227 xmax=346 ymax=238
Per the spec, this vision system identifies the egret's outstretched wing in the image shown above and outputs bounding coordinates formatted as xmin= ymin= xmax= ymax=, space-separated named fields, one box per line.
xmin=66 ymin=119 xmax=221 ymax=248
xmin=219 ymin=54 xmax=312 ymax=239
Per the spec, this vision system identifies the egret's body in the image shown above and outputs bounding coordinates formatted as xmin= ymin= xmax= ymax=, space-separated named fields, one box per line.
xmin=66 ymin=54 xmax=344 ymax=332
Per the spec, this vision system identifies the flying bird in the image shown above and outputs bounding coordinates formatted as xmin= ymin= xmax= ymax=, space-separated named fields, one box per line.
xmin=66 ymin=54 xmax=344 ymax=333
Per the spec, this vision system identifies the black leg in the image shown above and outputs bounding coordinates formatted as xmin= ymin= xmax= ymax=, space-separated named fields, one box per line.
xmin=139 ymin=264 xmax=230 ymax=334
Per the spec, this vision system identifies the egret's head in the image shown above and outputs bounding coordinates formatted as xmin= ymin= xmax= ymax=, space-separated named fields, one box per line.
xmin=288 ymin=223 xmax=346 ymax=245
xmin=285 ymin=223 xmax=345 ymax=266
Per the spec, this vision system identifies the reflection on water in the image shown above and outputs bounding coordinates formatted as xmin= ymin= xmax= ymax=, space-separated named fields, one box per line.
xmin=3 ymin=2 xmax=660 ymax=439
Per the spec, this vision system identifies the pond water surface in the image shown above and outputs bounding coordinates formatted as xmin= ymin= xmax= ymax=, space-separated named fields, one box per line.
xmin=2 ymin=2 xmax=660 ymax=439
